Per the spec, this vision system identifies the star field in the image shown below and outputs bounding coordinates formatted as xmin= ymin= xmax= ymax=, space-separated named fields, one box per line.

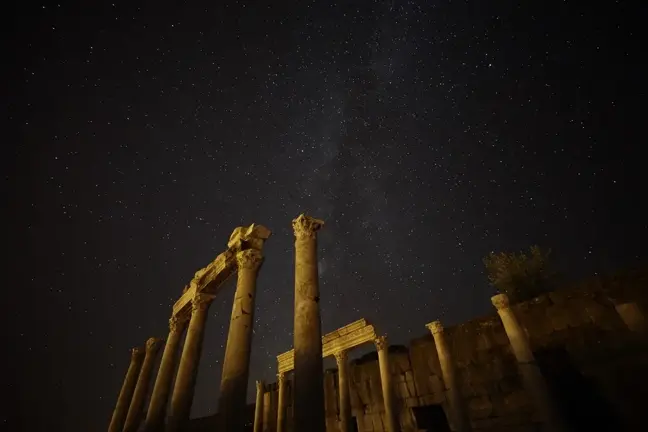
xmin=5 ymin=1 xmax=644 ymax=431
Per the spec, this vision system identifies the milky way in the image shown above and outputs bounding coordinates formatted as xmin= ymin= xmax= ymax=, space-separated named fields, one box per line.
xmin=6 ymin=1 xmax=644 ymax=431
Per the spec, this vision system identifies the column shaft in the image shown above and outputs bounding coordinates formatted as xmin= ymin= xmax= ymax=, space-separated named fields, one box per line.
xmin=108 ymin=348 xmax=145 ymax=432
xmin=427 ymin=321 xmax=471 ymax=432
xmin=166 ymin=294 xmax=215 ymax=432
xmin=335 ymin=351 xmax=352 ymax=432
xmin=492 ymin=294 xmax=564 ymax=432
xmin=253 ymin=381 xmax=265 ymax=432
xmin=262 ymin=390 xmax=273 ymax=432
xmin=376 ymin=336 xmax=399 ymax=432
xmin=144 ymin=317 xmax=186 ymax=432
xmin=292 ymin=214 xmax=325 ymax=432
xmin=276 ymin=374 xmax=287 ymax=432
xmin=124 ymin=338 xmax=163 ymax=432
xmin=218 ymin=249 xmax=264 ymax=431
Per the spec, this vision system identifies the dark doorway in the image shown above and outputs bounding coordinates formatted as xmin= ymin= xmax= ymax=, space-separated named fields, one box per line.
xmin=412 ymin=404 xmax=451 ymax=432
xmin=350 ymin=416 xmax=359 ymax=432
xmin=535 ymin=347 xmax=621 ymax=431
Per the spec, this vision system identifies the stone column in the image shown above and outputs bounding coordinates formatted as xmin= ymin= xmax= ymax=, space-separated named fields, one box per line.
xmin=218 ymin=249 xmax=264 ymax=431
xmin=262 ymin=389 xmax=274 ymax=432
xmin=276 ymin=373 xmax=287 ymax=432
xmin=292 ymin=214 xmax=325 ymax=432
xmin=254 ymin=381 xmax=265 ymax=432
xmin=426 ymin=321 xmax=471 ymax=432
xmin=166 ymin=293 xmax=216 ymax=432
xmin=375 ymin=336 xmax=399 ymax=432
xmin=124 ymin=337 xmax=163 ymax=432
xmin=491 ymin=294 xmax=564 ymax=432
xmin=108 ymin=347 xmax=145 ymax=432
xmin=614 ymin=302 xmax=645 ymax=332
xmin=144 ymin=316 xmax=188 ymax=432
xmin=334 ymin=350 xmax=352 ymax=432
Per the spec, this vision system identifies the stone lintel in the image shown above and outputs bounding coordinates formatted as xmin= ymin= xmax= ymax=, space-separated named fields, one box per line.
xmin=172 ymin=250 xmax=236 ymax=317
xmin=171 ymin=224 xmax=271 ymax=317
xmin=277 ymin=319 xmax=376 ymax=373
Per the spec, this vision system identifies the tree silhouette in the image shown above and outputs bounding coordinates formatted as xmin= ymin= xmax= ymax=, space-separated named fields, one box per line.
xmin=483 ymin=245 xmax=555 ymax=303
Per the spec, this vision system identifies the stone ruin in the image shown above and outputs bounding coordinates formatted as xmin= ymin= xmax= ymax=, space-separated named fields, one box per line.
xmin=106 ymin=215 xmax=648 ymax=432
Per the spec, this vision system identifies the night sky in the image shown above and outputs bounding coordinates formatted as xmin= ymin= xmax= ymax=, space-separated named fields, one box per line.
xmin=5 ymin=1 xmax=644 ymax=431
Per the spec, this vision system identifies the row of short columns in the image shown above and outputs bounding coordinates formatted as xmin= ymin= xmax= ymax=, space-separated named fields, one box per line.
xmin=107 ymin=249 xmax=265 ymax=432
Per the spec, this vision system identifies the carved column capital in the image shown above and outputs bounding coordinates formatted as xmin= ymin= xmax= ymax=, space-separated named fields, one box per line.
xmin=277 ymin=372 xmax=286 ymax=384
xmin=374 ymin=336 xmax=389 ymax=352
xmin=191 ymin=293 xmax=215 ymax=313
xmin=491 ymin=293 xmax=510 ymax=311
xmin=256 ymin=380 xmax=265 ymax=392
xmin=131 ymin=347 xmax=144 ymax=359
xmin=292 ymin=213 xmax=324 ymax=240
xmin=426 ymin=320 xmax=444 ymax=335
xmin=145 ymin=337 xmax=163 ymax=353
xmin=169 ymin=315 xmax=188 ymax=334
xmin=334 ymin=350 xmax=348 ymax=365
xmin=236 ymin=249 xmax=264 ymax=271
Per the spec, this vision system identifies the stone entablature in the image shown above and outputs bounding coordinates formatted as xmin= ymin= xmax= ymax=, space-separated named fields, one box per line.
xmin=172 ymin=223 xmax=271 ymax=319
xmin=277 ymin=318 xmax=377 ymax=373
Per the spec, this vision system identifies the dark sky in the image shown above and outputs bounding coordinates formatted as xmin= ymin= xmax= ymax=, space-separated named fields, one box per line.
xmin=5 ymin=1 xmax=644 ymax=431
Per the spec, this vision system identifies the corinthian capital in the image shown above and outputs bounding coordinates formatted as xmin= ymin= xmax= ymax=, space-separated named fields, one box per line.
xmin=131 ymin=347 xmax=144 ymax=360
xmin=191 ymin=293 xmax=215 ymax=313
xmin=169 ymin=315 xmax=188 ymax=334
xmin=276 ymin=372 xmax=285 ymax=385
xmin=491 ymin=293 xmax=510 ymax=311
xmin=146 ymin=337 xmax=163 ymax=353
xmin=256 ymin=380 xmax=265 ymax=392
xmin=334 ymin=350 xmax=348 ymax=365
xmin=236 ymin=249 xmax=263 ymax=271
xmin=292 ymin=213 xmax=324 ymax=240
xmin=374 ymin=336 xmax=389 ymax=352
xmin=426 ymin=320 xmax=444 ymax=335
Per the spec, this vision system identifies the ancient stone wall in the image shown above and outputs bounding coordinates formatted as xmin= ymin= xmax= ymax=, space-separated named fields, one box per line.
xmin=315 ymin=269 xmax=647 ymax=432
xmin=185 ymin=266 xmax=648 ymax=432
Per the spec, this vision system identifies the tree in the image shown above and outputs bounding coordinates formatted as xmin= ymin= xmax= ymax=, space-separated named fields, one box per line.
xmin=483 ymin=245 xmax=554 ymax=303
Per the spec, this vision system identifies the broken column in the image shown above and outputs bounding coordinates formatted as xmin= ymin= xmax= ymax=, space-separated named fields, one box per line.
xmin=108 ymin=347 xmax=145 ymax=432
xmin=375 ymin=336 xmax=399 ymax=432
xmin=123 ymin=337 xmax=163 ymax=432
xmin=166 ymin=293 xmax=216 ymax=432
xmin=144 ymin=315 xmax=188 ymax=432
xmin=292 ymin=214 xmax=325 ymax=432
xmin=491 ymin=293 xmax=564 ymax=432
xmin=426 ymin=321 xmax=471 ymax=432
xmin=217 ymin=248 xmax=265 ymax=431
xmin=253 ymin=380 xmax=265 ymax=432
xmin=335 ymin=350 xmax=352 ymax=432
xmin=276 ymin=373 xmax=287 ymax=432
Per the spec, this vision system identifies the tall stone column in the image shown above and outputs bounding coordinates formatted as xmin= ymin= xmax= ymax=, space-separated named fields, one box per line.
xmin=375 ymin=336 xmax=399 ymax=432
xmin=254 ymin=381 xmax=265 ymax=432
xmin=491 ymin=294 xmax=564 ymax=432
xmin=262 ymin=390 xmax=274 ymax=432
xmin=108 ymin=347 xmax=145 ymax=432
xmin=335 ymin=350 xmax=352 ymax=432
xmin=218 ymin=249 xmax=264 ymax=431
xmin=292 ymin=214 xmax=325 ymax=432
xmin=426 ymin=321 xmax=471 ymax=432
xmin=144 ymin=316 xmax=188 ymax=432
xmin=276 ymin=373 xmax=287 ymax=432
xmin=124 ymin=337 xmax=163 ymax=432
xmin=166 ymin=293 xmax=216 ymax=432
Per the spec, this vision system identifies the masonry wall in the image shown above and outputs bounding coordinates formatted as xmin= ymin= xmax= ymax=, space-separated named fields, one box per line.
xmin=186 ymin=267 xmax=648 ymax=432
xmin=315 ymin=268 xmax=647 ymax=432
